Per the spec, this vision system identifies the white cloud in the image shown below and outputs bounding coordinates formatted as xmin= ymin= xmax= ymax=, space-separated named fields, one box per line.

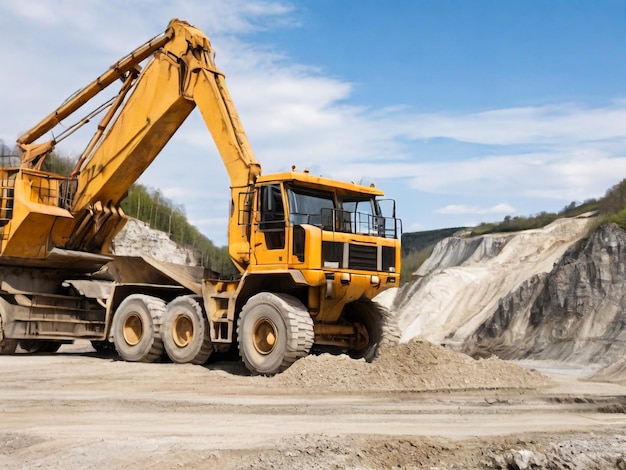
xmin=394 ymin=102 xmax=626 ymax=146
xmin=2 ymin=1 xmax=59 ymax=24
xmin=435 ymin=204 xmax=516 ymax=215
xmin=333 ymin=149 xmax=626 ymax=204
xmin=435 ymin=205 xmax=477 ymax=215
xmin=489 ymin=203 xmax=517 ymax=213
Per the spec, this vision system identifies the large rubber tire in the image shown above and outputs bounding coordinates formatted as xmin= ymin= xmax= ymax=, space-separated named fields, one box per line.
xmin=0 ymin=338 xmax=17 ymax=354
xmin=237 ymin=293 xmax=314 ymax=376
xmin=162 ymin=296 xmax=213 ymax=365
xmin=111 ymin=294 xmax=165 ymax=363
xmin=344 ymin=298 xmax=401 ymax=362
xmin=18 ymin=340 xmax=62 ymax=353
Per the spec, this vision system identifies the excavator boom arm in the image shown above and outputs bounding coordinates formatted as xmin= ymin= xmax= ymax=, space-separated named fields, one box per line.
xmin=72 ymin=21 xmax=262 ymax=209
xmin=17 ymin=29 xmax=173 ymax=147
xmin=11 ymin=19 xmax=261 ymax=269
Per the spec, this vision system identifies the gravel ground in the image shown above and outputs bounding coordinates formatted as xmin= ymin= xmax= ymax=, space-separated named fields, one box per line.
xmin=1 ymin=341 xmax=626 ymax=469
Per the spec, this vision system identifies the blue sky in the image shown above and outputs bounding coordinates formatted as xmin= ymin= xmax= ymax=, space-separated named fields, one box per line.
xmin=2 ymin=0 xmax=626 ymax=247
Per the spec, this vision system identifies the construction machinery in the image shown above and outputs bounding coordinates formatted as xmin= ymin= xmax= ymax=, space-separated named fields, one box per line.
xmin=0 ymin=19 xmax=401 ymax=374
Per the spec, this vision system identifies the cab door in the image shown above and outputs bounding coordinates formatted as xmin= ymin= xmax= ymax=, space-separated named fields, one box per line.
xmin=252 ymin=183 xmax=289 ymax=266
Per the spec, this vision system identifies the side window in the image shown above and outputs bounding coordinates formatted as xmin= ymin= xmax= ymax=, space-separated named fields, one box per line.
xmin=259 ymin=184 xmax=285 ymax=249
xmin=354 ymin=200 xmax=374 ymax=234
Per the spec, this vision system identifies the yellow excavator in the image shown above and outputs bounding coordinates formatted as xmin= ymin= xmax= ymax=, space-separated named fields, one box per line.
xmin=0 ymin=19 xmax=401 ymax=374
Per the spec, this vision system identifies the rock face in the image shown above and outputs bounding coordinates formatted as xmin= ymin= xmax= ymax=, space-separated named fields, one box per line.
xmin=464 ymin=223 xmax=626 ymax=370
xmin=394 ymin=216 xmax=626 ymax=381
xmin=415 ymin=232 xmax=512 ymax=276
xmin=112 ymin=218 xmax=197 ymax=266
xmin=395 ymin=215 xmax=596 ymax=347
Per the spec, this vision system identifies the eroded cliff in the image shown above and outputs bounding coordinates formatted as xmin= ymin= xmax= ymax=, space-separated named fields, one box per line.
xmin=464 ymin=223 xmax=626 ymax=372
xmin=392 ymin=215 xmax=626 ymax=382
xmin=394 ymin=215 xmax=596 ymax=346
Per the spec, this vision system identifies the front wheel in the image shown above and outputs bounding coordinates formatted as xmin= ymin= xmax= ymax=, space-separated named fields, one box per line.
xmin=111 ymin=294 xmax=165 ymax=363
xmin=237 ymin=293 xmax=314 ymax=376
xmin=162 ymin=296 xmax=213 ymax=365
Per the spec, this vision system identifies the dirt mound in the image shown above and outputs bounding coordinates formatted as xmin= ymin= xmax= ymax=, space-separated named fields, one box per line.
xmin=272 ymin=340 xmax=550 ymax=392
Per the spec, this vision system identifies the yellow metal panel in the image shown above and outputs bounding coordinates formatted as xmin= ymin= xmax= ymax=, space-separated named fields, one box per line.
xmin=0 ymin=172 xmax=73 ymax=258
xmin=72 ymin=55 xmax=194 ymax=210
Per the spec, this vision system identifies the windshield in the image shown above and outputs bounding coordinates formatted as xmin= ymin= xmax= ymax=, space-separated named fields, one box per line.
xmin=287 ymin=186 xmax=335 ymax=227
xmin=285 ymin=185 xmax=399 ymax=238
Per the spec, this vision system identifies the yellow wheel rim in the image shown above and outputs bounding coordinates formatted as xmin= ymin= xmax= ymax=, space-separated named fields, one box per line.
xmin=123 ymin=313 xmax=143 ymax=346
xmin=173 ymin=315 xmax=194 ymax=348
xmin=253 ymin=317 xmax=277 ymax=355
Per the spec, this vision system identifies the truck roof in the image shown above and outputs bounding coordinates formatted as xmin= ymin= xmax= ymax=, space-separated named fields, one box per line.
xmin=257 ymin=170 xmax=385 ymax=196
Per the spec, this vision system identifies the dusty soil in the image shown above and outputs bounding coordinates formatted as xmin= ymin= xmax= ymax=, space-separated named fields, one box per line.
xmin=1 ymin=341 xmax=626 ymax=469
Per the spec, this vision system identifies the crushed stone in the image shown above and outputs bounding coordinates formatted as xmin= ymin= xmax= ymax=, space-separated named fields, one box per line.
xmin=272 ymin=340 xmax=550 ymax=392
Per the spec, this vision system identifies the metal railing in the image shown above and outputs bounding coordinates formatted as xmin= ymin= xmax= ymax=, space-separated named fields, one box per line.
xmin=314 ymin=208 xmax=401 ymax=239
xmin=0 ymin=174 xmax=16 ymax=236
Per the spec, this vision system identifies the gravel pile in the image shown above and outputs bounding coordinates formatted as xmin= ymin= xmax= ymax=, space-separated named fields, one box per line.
xmin=273 ymin=340 xmax=550 ymax=392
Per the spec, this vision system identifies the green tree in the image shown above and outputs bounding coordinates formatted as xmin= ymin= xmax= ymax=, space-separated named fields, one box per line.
xmin=41 ymin=151 xmax=76 ymax=175
xmin=599 ymin=179 xmax=626 ymax=216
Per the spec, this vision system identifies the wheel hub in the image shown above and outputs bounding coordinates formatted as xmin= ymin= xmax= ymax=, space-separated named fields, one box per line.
xmin=123 ymin=313 xmax=143 ymax=346
xmin=252 ymin=317 xmax=277 ymax=355
xmin=173 ymin=314 xmax=194 ymax=347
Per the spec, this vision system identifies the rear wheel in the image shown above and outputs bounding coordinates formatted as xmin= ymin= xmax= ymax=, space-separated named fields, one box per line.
xmin=344 ymin=298 xmax=400 ymax=361
xmin=237 ymin=293 xmax=314 ymax=376
xmin=111 ymin=294 xmax=165 ymax=363
xmin=162 ymin=296 xmax=213 ymax=364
